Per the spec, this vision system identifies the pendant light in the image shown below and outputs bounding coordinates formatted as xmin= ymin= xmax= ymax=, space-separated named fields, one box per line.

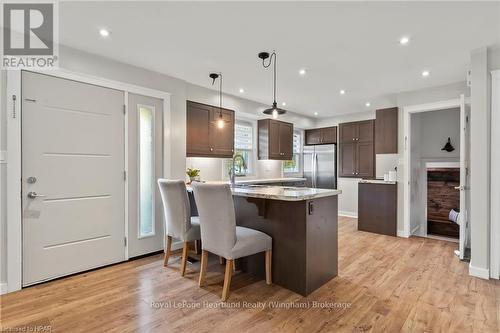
xmin=258 ymin=51 xmax=286 ymax=119
xmin=209 ymin=72 xmax=226 ymax=129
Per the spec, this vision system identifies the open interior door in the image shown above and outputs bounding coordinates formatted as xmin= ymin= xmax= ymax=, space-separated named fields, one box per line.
xmin=458 ymin=94 xmax=471 ymax=260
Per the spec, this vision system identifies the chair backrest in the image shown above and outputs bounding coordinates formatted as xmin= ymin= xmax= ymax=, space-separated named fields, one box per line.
xmin=191 ymin=183 xmax=237 ymax=256
xmin=157 ymin=179 xmax=191 ymax=240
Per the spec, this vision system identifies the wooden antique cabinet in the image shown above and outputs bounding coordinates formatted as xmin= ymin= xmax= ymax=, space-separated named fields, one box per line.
xmin=186 ymin=100 xmax=235 ymax=158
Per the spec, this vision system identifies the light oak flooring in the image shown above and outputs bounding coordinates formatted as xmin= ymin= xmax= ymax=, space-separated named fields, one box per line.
xmin=1 ymin=217 xmax=499 ymax=332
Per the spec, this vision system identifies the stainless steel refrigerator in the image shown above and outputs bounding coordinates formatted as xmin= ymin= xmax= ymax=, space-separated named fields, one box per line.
xmin=303 ymin=144 xmax=337 ymax=189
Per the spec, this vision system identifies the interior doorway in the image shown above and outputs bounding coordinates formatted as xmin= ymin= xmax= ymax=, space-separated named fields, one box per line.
xmin=403 ymin=96 xmax=470 ymax=260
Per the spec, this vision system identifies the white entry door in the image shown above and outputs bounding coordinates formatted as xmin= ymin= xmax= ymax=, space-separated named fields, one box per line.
xmin=127 ymin=93 xmax=164 ymax=257
xmin=458 ymin=94 xmax=471 ymax=260
xmin=22 ymin=71 xmax=126 ymax=285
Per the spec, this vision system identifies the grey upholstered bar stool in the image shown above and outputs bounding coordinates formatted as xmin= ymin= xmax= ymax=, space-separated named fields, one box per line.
xmin=192 ymin=183 xmax=272 ymax=301
xmin=158 ymin=179 xmax=201 ymax=276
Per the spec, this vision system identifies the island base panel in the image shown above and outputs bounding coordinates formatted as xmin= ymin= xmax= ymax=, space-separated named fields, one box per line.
xmin=234 ymin=196 xmax=338 ymax=296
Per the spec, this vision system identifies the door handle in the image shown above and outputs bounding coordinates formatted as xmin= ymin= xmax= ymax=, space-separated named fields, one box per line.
xmin=454 ymin=186 xmax=465 ymax=191
xmin=27 ymin=192 xmax=46 ymax=199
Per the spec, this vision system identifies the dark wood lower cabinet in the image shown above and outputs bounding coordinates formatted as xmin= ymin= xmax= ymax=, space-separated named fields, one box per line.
xmin=358 ymin=182 xmax=397 ymax=236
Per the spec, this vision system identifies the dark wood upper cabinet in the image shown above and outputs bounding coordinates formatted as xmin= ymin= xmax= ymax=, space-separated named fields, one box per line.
xmin=305 ymin=126 xmax=337 ymax=145
xmin=186 ymin=100 xmax=235 ymax=158
xmin=339 ymin=142 xmax=356 ymax=176
xmin=258 ymin=119 xmax=293 ymax=160
xmin=338 ymin=120 xmax=375 ymax=178
xmin=321 ymin=126 xmax=337 ymax=144
xmin=305 ymin=128 xmax=322 ymax=145
xmin=356 ymin=142 xmax=374 ymax=178
xmin=375 ymin=107 xmax=398 ymax=154
xmin=357 ymin=120 xmax=374 ymax=143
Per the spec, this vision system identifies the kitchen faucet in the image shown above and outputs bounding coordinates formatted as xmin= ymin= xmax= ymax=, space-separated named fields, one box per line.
xmin=230 ymin=153 xmax=247 ymax=186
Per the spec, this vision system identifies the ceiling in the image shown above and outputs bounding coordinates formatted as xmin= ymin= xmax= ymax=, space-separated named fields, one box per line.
xmin=59 ymin=1 xmax=500 ymax=118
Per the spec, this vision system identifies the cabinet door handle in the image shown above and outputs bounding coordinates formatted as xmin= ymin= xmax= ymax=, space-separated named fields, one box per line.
xmin=210 ymin=147 xmax=214 ymax=152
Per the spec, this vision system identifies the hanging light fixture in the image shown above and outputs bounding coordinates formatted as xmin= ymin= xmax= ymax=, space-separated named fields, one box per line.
xmin=258 ymin=51 xmax=286 ymax=119
xmin=209 ymin=72 xmax=227 ymax=129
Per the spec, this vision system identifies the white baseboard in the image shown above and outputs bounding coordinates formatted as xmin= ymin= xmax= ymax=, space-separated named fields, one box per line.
xmin=469 ymin=264 xmax=490 ymax=279
xmin=339 ymin=211 xmax=358 ymax=218
xmin=0 ymin=282 xmax=8 ymax=295
xmin=397 ymin=230 xmax=409 ymax=238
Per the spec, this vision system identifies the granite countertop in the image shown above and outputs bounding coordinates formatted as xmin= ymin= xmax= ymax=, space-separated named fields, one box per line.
xmin=359 ymin=179 xmax=397 ymax=185
xmin=187 ymin=183 xmax=341 ymax=201
xmin=232 ymin=177 xmax=306 ymax=185
xmin=231 ymin=185 xmax=341 ymax=201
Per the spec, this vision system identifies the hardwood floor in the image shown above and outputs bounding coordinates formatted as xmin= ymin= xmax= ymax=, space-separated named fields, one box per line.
xmin=1 ymin=217 xmax=498 ymax=332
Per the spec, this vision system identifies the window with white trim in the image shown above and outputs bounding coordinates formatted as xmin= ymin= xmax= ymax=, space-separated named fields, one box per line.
xmin=224 ymin=122 xmax=254 ymax=177
xmin=283 ymin=131 xmax=302 ymax=174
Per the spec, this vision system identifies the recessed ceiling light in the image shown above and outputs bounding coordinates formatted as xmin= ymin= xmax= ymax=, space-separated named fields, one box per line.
xmin=422 ymin=70 xmax=430 ymax=77
xmin=340 ymin=89 xmax=346 ymax=95
xmin=282 ymin=102 xmax=286 ymax=106
xmin=239 ymin=88 xmax=244 ymax=93
xmin=399 ymin=36 xmax=410 ymax=45
xmin=314 ymin=112 xmax=318 ymax=116
xmin=299 ymin=69 xmax=307 ymax=76
xmin=99 ymin=28 xmax=110 ymax=37
xmin=365 ymin=102 xmax=371 ymax=107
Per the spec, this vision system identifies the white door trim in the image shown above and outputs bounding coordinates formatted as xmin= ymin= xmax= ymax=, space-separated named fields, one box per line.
xmin=5 ymin=69 xmax=171 ymax=293
xmin=490 ymin=70 xmax=500 ymax=279
xmin=402 ymin=98 xmax=464 ymax=238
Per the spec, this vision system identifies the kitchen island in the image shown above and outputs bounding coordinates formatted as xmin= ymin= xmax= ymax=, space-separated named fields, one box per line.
xmin=188 ymin=185 xmax=341 ymax=296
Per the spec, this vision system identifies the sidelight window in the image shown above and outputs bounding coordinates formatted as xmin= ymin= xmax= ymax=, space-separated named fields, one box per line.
xmin=139 ymin=105 xmax=155 ymax=237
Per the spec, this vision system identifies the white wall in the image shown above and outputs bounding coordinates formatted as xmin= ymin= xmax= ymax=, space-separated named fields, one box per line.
xmin=468 ymin=46 xmax=498 ymax=278
xmin=419 ymin=108 xmax=461 ymax=159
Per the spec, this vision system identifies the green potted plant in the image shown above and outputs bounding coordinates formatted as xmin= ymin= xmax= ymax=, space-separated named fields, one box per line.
xmin=186 ymin=168 xmax=201 ymax=184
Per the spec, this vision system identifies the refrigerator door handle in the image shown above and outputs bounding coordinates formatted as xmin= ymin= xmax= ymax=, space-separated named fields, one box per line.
xmin=311 ymin=152 xmax=315 ymax=188
xmin=313 ymin=153 xmax=318 ymax=188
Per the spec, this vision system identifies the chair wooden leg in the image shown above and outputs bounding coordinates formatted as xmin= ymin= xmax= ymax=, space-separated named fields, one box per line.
xmin=198 ymin=250 xmax=209 ymax=287
xmin=219 ymin=256 xmax=225 ymax=265
xmin=221 ymin=259 xmax=234 ymax=301
xmin=180 ymin=242 xmax=189 ymax=276
xmin=194 ymin=239 xmax=201 ymax=254
xmin=163 ymin=235 xmax=172 ymax=267
xmin=265 ymin=249 xmax=272 ymax=285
